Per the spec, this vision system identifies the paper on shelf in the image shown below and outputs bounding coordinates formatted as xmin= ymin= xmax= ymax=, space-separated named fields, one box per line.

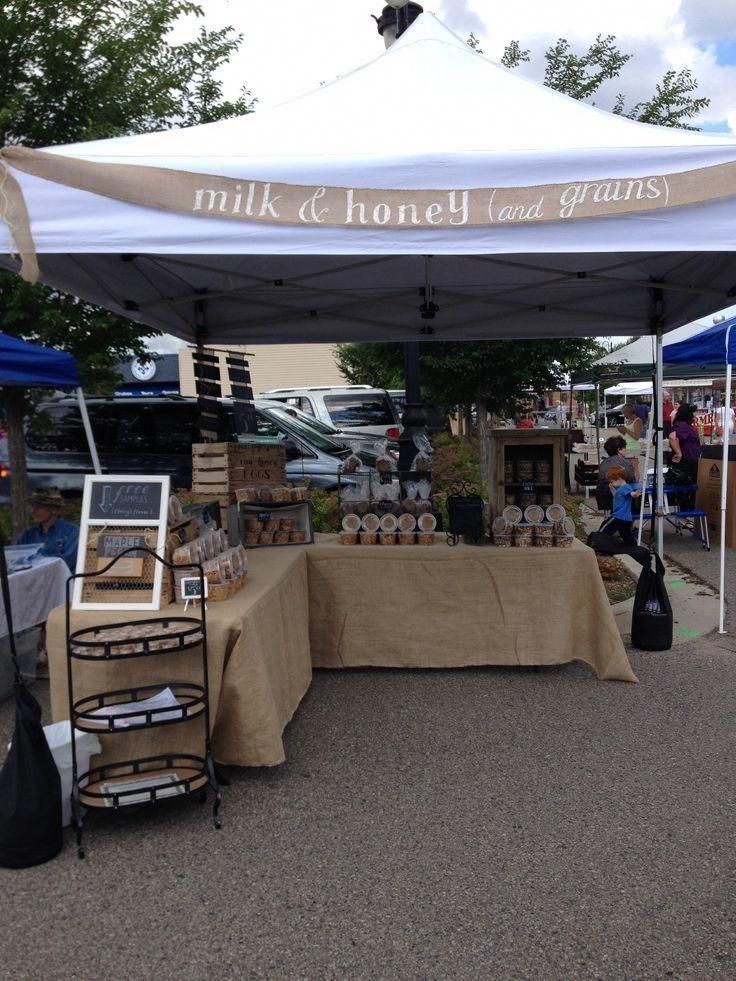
xmin=88 ymin=687 xmax=180 ymax=729
xmin=98 ymin=772 xmax=185 ymax=806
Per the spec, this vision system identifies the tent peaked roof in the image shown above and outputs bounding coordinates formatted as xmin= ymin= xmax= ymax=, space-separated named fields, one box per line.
xmin=664 ymin=315 xmax=736 ymax=367
xmin=3 ymin=13 xmax=736 ymax=346
xmin=0 ymin=332 xmax=81 ymax=388
xmin=49 ymin=12 xmax=733 ymax=166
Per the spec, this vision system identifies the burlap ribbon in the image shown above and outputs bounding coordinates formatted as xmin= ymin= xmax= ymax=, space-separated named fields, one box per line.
xmin=3 ymin=143 xmax=736 ymax=285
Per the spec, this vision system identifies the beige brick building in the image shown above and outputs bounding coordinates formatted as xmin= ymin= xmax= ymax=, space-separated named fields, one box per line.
xmin=178 ymin=343 xmax=346 ymax=397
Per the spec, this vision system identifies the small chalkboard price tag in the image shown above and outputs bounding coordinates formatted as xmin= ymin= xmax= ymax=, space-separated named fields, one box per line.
xmin=521 ymin=481 xmax=535 ymax=492
xmin=180 ymin=576 xmax=208 ymax=611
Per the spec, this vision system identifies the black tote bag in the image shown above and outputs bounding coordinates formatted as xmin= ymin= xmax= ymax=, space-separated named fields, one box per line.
xmin=0 ymin=682 xmax=63 ymax=868
xmin=0 ymin=527 xmax=63 ymax=868
xmin=631 ymin=552 xmax=673 ymax=651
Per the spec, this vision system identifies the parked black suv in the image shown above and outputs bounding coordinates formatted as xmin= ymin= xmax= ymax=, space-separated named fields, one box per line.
xmin=0 ymin=396 xmax=371 ymax=500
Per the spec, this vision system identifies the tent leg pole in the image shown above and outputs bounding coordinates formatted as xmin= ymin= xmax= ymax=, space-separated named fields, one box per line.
xmin=637 ymin=402 xmax=652 ymax=546
xmin=76 ymin=387 xmax=101 ymax=475
xmin=719 ymin=355 xmax=731 ymax=634
xmin=655 ymin=327 xmax=665 ymax=560
xmin=595 ymin=384 xmax=601 ymax=464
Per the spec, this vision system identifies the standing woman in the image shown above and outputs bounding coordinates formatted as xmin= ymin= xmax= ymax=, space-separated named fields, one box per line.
xmin=617 ymin=403 xmax=643 ymax=481
xmin=668 ymin=403 xmax=702 ymax=485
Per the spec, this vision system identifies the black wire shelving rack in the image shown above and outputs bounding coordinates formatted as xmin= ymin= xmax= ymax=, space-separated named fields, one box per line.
xmin=65 ymin=546 xmax=222 ymax=859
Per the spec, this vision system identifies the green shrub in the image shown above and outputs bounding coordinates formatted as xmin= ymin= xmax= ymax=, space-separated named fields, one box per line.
xmin=308 ymin=488 xmax=340 ymax=534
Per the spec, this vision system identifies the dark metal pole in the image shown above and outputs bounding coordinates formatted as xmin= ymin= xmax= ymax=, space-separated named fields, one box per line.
xmin=398 ymin=342 xmax=426 ymax=472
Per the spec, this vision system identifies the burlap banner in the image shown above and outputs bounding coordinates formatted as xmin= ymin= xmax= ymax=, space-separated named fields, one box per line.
xmin=3 ymin=144 xmax=736 ymax=283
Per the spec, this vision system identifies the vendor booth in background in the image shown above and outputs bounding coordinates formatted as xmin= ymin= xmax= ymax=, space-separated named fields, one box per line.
xmin=663 ymin=315 xmax=736 ymax=634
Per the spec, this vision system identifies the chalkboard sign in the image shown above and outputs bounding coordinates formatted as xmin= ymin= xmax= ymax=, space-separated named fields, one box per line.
xmin=88 ymin=481 xmax=162 ymax=522
xmin=181 ymin=577 xmax=207 ymax=599
xmin=75 ymin=475 xmax=170 ymax=611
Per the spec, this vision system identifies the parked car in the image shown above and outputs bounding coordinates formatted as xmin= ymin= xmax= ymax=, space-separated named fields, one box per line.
xmin=258 ymin=399 xmax=397 ymax=455
xmin=259 ymin=385 xmax=401 ymax=439
xmin=0 ymin=396 xmax=372 ymax=501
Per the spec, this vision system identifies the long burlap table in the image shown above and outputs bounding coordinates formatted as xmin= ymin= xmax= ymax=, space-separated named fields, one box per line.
xmin=47 ymin=545 xmax=312 ymax=768
xmin=307 ymin=537 xmax=636 ymax=682
xmin=47 ymin=535 xmax=635 ymax=774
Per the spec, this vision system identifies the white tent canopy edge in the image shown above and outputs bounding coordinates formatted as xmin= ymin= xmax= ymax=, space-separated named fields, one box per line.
xmin=1 ymin=14 xmax=736 ymax=347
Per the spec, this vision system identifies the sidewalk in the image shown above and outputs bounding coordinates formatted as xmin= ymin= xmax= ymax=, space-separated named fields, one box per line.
xmin=580 ymin=502 xmax=722 ymax=645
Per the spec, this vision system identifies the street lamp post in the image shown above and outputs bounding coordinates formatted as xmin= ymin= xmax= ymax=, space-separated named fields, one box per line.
xmin=373 ymin=2 xmax=428 ymax=472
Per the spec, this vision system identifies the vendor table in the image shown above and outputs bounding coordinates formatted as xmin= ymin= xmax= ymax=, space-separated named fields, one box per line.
xmin=307 ymin=537 xmax=636 ymax=682
xmin=0 ymin=556 xmax=67 ymax=637
xmin=47 ymin=546 xmax=312 ymax=768
xmin=46 ymin=536 xmax=636 ymax=769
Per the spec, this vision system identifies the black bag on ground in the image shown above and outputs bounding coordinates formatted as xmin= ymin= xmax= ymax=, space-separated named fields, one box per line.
xmin=0 ymin=681 xmax=63 ymax=868
xmin=586 ymin=531 xmax=652 ymax=568
xmin=631 ymin=553 xmax=673 ymax=651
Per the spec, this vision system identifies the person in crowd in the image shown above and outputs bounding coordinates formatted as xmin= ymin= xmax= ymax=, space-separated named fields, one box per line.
xmin=16 ymin=486 xmax=79 ymax=573
xmin=668 ymin=403 xmax=702 ymax=489
xmin=714 ymin=402 xmax=736 ymax=440
xmin=661 ymin=389 xmax=675 ymax=437
xmin=617 ymin=403 xmax=643 ymax=481
xmin=596 ymin=436 xmax=635 ymax=509
xmin=515 ymin=414 xmax=534 ymax=429
xmin=634 ymin=396 xmax=650 ymax=432
xmin=598 ymin=466 xmax=642 ymax=545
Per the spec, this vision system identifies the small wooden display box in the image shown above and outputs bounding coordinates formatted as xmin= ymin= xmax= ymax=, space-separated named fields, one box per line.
xmin=192 ymin=442 xmax=286 ymax=495
xmin=487 ymin=429 xmax=567 ymax=519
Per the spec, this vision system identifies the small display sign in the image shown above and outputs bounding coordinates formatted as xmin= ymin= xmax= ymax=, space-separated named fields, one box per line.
xmin=96 ymin=533 xmax=147 ymax=577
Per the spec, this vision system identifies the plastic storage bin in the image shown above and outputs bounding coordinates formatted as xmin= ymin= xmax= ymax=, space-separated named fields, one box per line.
xmin=43 ymin=721 xmax=101 ymax=827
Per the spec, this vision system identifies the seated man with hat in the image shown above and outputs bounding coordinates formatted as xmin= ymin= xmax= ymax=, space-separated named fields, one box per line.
xmin=16 ymin=486 xmax=79 ymax=572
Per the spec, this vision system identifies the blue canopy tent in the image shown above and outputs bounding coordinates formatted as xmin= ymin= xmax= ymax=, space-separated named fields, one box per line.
xmin=0 ymin=332 xmax=81 ymax=389
xmin=0 ymin=330 xmax=101 ymax=476
xmin=664 ymin=315 xmax=736 ymax=634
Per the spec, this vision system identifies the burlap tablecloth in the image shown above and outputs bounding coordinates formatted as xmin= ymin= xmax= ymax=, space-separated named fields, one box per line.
xmin=47 ymin=546 xmax=312 ymax=768
xmin=307 ymin=537 xmax=636 ymax=682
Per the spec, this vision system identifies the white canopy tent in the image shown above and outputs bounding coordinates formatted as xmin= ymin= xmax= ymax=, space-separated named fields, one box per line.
xmin=3 ymin=12 xmax=736 ymax=557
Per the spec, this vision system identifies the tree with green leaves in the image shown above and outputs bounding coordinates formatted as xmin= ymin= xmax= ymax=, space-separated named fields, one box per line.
xmin=0 ymin=0 xmax=256 ymax=534
xmin=336 ymin=32 xmax=711 ymax=436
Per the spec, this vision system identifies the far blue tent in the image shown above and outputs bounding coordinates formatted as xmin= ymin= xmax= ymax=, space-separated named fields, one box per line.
xmin=663 ymin=315 xmax=736 ymax=635
xmin=662 ymin=315 xmax=736 ymax=370
xmin=0 ymin=332 xmax=81 ymax=388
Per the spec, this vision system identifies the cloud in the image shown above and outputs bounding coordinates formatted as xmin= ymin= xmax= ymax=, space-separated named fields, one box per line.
xmin=436 ymin=0 xmax=485 ymax=37
xmin=680 ymin=0 xmax=736 ymax=42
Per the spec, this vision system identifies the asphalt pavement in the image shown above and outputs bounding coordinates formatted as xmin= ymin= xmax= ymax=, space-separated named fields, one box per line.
xmin=1 ymin=515 xmax=735 ymax=979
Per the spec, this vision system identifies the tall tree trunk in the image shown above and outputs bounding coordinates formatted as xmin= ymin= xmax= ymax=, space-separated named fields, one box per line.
xmin=5 ymin=390 xmax=28 ymax=539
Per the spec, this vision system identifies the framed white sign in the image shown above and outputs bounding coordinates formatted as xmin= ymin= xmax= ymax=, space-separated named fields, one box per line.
xmin=74 ymin=475 xmax=170 ymax=611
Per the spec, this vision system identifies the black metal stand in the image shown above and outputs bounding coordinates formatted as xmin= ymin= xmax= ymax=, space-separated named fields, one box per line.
xmin=65 ymin=547 xmax=222 ymax=859
xmin=446 ymin=482 xmax=486 ymax=545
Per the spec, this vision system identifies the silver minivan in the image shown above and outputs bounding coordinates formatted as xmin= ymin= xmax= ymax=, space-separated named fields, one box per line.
xmin=260 ymin=386 xmax=401 ymax=440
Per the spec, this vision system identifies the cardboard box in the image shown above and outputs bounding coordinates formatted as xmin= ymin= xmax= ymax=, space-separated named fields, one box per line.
xmin=696 ymin=457 xmax=736 ymax=547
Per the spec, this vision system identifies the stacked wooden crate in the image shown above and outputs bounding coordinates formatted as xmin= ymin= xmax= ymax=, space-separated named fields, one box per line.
xmin=191 ymin=442 xmax=287 ymax=528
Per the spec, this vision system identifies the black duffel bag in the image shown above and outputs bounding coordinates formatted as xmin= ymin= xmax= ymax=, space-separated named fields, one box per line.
xmin=631 ymin=552 xmax=673 ymax=651
xmin=586 ymin=531 xmax=652 ymax=568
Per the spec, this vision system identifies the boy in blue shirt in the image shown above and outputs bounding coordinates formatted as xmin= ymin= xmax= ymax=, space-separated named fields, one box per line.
xmin=598 ymin=466 xmax=642 ymax=546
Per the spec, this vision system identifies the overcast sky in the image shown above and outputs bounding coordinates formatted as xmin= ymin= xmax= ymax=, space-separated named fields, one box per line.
xmin=187 ymin=0 xmax=736 ymax=132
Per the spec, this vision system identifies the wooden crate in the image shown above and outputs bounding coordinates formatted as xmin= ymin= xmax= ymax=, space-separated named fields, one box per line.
xmin=192 ymin=442 xmax=286 ymax=493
